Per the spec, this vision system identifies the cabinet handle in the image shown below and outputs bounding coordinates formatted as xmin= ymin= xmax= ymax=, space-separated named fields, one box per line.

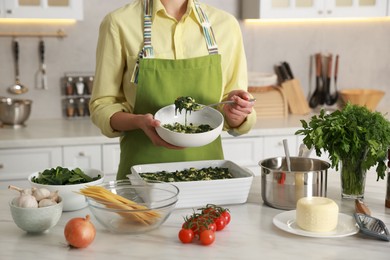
xmin=78 ymin=152 xmax=85 ymax=156
xmin=6 ymin=9 xmax=12 ymax=14
xmin=0 ymin=164 xmax=3 ymax=169
xmin=327 ymin=10 xmax=332 ymax=15
xmin=318 ymin=10 xmax=323 ymax=15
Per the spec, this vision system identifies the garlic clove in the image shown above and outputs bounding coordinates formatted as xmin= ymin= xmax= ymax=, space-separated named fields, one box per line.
xmin=32 ymin=188 xmax=51 ymax=201
xmin=8 ymin=185 xmax=34 ymax=195
xmin=48 ymin=190 xmax=60 ymax=203
xmin=38 ymin=198 xmax=57 ymax=208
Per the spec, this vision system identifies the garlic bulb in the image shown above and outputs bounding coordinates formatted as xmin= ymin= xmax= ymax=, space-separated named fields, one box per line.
xmin=38 ymin=197 xmax=57 ymax=208
xmin=17 ymin=194 xmax=38 ymax=208
xmin=32 ymin=188 xmax=51 ymax=201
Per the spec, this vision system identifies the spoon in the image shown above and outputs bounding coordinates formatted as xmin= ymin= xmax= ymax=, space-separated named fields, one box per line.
xmin=8 ymin=39 xmax=28 ymax=94
xmin=282 ymin=139 xmax=291 ymax=172
xmin=197 ymin=98 xmax=256 ymax=110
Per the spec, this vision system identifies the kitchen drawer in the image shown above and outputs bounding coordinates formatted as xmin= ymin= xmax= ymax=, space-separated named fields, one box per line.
xmin=222 ymin=136 xmax=263 ymax=172
xmin=63 ymin=145 xmax=102 ymax=170
xmin=0 ymin=147 xmax=62 ymax=188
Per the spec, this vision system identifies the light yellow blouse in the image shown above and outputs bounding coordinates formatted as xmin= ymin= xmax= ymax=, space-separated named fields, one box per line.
xmin=90 ymin=0 xmax=256 ymax=138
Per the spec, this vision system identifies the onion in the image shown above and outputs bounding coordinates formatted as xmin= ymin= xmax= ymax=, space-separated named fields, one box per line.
xmin=64 ymin=215 xmax=96 ymax=248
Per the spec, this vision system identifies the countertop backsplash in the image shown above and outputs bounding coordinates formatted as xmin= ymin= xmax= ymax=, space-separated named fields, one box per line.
xmin=0 ymin=0 xmax=389 ymax=120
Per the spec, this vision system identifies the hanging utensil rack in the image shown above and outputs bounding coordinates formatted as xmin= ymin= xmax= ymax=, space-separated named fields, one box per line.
xmin=0 ymin=29 xmax=66 ymax=38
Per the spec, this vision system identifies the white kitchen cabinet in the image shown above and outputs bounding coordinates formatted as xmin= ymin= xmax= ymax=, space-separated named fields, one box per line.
xmin=222 ymin=136 xmax=263 ymax=175
xmin=63 ymin=145 xmax=102 ymax=170
xmin=2 ymin=0 xmax=83 ymax=20
xmin=0 ymin=146 xmax=62 ymax=188
xmin=242 ymin=0 xmax=387 ymax=19
xmin=263 ymin=134 xmax=298 ymax=158
xmin=102 ymin=143 xmax=121 ymax=181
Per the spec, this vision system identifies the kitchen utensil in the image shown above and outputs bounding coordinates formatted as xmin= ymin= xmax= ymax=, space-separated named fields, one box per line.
xmin=259 ymin=157 xmax=330 ymax=210
xmin=0 ymin=97 xmax=32 ymax=128
xmin=355 ymin=199 xmax=371 ymax=215
xmin=339 ymin=88 xmax=384 ymax=111
xmin=309 ymin=53 xmax=324 ymax=108
xmin=354 ymin=213 xmax=390 ymax=241
xmin=283 ymin=139 xmax=291 ymax=172
xmin=129 ymin=160 xmax=253 ymax=208
xmin=197 ymin=98 xmax=256 ymax=110
xmin=84 ymin=180 xmax=178 ymax=234
xmin=154 ymin=104 xmax=224 ymax=147
xmin=324 ymin=54 xmax=333 ymax=105
xmin=28 ymin=168 xmax=104 ymax=211
xmin=9 ymin=196 xmax=63 ymax=233
xmin=298 ymin=143 xmax=313 ymax=158
xmin=36 ymin=40 xmax=47 ymax=90
xmin=8 ymin=39 xmax=28 ymax=94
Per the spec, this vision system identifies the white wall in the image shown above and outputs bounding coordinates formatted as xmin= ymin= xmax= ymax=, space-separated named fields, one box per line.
xmin=0 ymin=0 xmax=389 ymax=120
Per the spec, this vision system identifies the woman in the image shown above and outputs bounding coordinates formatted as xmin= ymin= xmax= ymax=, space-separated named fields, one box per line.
xmin=90 ymin=0 xmax=256 ymax=180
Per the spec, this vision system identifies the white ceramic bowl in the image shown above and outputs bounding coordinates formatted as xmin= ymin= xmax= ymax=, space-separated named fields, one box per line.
xmin=154 ymin=104 xmax=224 ymax=147
xmin=28 ymin=168 xmax=104 ymax=211
xmin=9 ymin=196 xmax=63 ymax=233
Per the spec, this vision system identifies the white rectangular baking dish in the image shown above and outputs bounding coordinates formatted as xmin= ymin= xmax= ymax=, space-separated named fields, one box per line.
xmin=129 ymin=160 xmax=254 ymax=208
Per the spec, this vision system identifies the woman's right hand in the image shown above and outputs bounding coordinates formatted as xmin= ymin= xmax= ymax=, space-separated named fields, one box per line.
xmin=110 ymin=111 xmax=183 ymax=149
xmin=141 ymin=114 xmax=184 ymax=149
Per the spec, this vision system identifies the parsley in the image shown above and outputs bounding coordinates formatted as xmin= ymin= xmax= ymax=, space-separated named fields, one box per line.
xmin=295 ymin=103 xmax=390 ymax=180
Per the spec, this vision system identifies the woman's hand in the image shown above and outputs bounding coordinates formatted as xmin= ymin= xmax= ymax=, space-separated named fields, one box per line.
xmin=110 ymin=112 xmax=183 ymax=149
xmin=222 ymin=90 xmax=255 ymax=128
xmin=141 ymin=114 xmax=184 ymax=149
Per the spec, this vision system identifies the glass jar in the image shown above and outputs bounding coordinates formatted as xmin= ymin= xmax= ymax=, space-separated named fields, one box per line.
xmin=65 ymin=77 xmax=74 ymax=96
xmin=66 ymin=98 xmax=75 ymax=117
xmin=386 ymin=149 xmax=390 ymax=208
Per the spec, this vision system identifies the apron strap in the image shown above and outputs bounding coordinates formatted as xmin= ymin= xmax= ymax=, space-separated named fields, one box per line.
xmin=131 ymin=0 xmax=219 ymax=83
xmin=193 ymin=0 xmax=219 ymax=55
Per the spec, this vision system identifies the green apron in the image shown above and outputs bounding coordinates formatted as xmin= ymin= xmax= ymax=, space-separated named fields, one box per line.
xmin=117 ymin=0 xmax=224 ymax=180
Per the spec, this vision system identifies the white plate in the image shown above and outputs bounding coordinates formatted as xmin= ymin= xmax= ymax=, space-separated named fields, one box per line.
xmin=273 ymin=210 xmax=359 ymax=238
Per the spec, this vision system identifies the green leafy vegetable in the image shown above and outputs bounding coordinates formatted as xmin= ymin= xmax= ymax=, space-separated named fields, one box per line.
xmin=163 ymin=122 xmax=214 ymax=133
xmin=140 ymin=167 xmax=233 ymax=182
xmin=31 ymin=166 xmax=101 ymax=185
xmin=295 ymin=103 xmax=390 ymax=180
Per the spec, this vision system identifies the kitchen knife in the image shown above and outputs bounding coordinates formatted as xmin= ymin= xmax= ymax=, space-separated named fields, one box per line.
xmin=282 ymin=61 xmax=294 ymax=79
xmin=39 ymin=40 xmax=48 ymax=90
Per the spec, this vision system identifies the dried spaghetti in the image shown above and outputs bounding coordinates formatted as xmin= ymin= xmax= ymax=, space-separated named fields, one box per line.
xmin=79 ymin=186 xmax=161 ymax=225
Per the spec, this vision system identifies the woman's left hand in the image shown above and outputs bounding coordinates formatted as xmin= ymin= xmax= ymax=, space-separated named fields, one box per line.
xmin=222 ymin=90 xmax=254 ymax=128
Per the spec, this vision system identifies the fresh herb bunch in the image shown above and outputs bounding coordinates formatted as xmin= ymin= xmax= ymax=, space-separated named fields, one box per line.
xmin=295 ymin=103 xmax=390 ymax=180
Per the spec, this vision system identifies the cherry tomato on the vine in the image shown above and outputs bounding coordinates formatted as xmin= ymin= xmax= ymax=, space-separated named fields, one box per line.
xmin=214 ymin=216 xmax=226 ymax=231
xmin=178 ymin=228 xmax=194 ymax=244
xmin=199 ymin=230 xmax=215 ymax=246
xmin=221 ymin=211 xmax=231 ymax=226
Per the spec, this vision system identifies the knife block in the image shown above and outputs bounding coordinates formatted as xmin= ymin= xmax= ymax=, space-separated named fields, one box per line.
xmin=281 ymin=79 xmax=311 ymax=115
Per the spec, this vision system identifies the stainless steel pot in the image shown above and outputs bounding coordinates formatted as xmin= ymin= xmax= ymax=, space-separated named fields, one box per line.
xmin=259 ymin=157 xmax=330 ymax=210
xmin=0 ymin=97 xmax=32 ymax=128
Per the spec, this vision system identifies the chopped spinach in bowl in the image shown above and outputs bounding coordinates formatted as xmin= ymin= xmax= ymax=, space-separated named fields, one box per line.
xmin=139 ymin=167 xmax=233 ymax=182
xmin=31 ymin=166 xmax=102 ymax=185
xmin=163 ymin=122 xmax=214 ymax=133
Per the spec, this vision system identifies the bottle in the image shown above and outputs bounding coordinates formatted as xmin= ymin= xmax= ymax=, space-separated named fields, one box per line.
xmin=65 ymin=77 xmax=74 ymax=95
xmin=66 ymin=98 xmax=75 ymax=117
xmin=75 ymin=77 xmax=85 ymax=95
xmin=386 ymin=149 xmax=390 ymax=208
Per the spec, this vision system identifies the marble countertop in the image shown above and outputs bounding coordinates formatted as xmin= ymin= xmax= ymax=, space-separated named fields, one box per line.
xmin=1 ymin=173 xmax=389 ymax=260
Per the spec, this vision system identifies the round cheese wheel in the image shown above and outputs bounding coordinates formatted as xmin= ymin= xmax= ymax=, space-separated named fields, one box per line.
xmin=296 ymin=197 xmax=339 ymax=232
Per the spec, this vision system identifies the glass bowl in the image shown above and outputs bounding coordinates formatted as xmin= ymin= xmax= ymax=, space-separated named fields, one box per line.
xmin=85 ymin=180 xmax=179 ymax=234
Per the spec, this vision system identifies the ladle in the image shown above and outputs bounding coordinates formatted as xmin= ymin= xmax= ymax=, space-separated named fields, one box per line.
xmin=8 ymin=39 xmax=28 ymax=94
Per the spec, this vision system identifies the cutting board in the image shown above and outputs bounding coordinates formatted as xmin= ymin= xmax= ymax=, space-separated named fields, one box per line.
xmin=281 ymin=79 xmax=311 ymax=115
xmin=248 ymin=85 xmax=288 ymax=118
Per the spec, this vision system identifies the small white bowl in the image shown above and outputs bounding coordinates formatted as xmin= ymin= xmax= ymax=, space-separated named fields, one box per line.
xmin=28 ymin=168 xmax=104 ymax=211
xmin=154 ymin=104 xmax=224 ymax=147
xmin=9 ymin=196 xmax=63 ymax=233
